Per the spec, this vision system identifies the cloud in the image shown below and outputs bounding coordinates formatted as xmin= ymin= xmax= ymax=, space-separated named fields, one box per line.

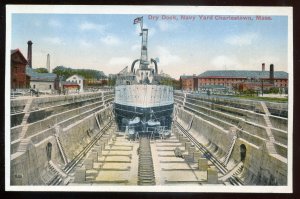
xmin=43 ymin=37 xmax=66 ymax=45
xmin=131 ymin=44 xmax=140 ymax=51
xmin=108 ymin=57 xmax=131 ymax=66
xmin=79 ymin=39 xmax=92 ymax=47
xmin=155 ymin=46 xmax=182 ymax=66
xmin=157 ymin=21 xmax=179 ymax=32
xmin=100 ymin=35 xmax=121 ymax=45
xmin=210 ymin=55 xmax=241 ymax=70
xmin=48 ymin=19 xmax=62 ymax=27
xmin=225 ymin=32 xmax=258 ymax=46
xmin=79 ymin=21 xmax=105 ymax=32
xmin=134 ymin=23 xmax=156 ymax=37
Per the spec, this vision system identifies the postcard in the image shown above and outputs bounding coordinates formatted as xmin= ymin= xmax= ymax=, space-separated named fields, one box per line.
xmin=5 ymin=5 xmax=293 ymax=193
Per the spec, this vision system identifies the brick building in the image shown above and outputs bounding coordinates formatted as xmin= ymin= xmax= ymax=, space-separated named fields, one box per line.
xmin=235 ymin=81 xmax=274 ymax=92
xmin=11 ymin=49 xmax=30 ymax=89
xmin=180 ymin=64 xmax=288 ymax=92
xmin=180 ymin=75 xmax=197 ymax=91
xmin=198 ymin=70 xmax=288 ymax=91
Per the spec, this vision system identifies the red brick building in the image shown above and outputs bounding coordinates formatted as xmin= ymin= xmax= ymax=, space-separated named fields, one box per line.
xmin=180 ymin=75 xmax=197 ymax=91
xmin=180 ymin=65 xmax=288 ymax=92
xmin=234 ymin=82 xmax=274 ymax=92
xmin=11 ymin=49 xmax=30 ymax=89
xmin=197 ymin=70 xmax=288 ymax=91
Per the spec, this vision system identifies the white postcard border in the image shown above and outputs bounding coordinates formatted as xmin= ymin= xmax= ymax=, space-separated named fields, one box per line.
xmin=5 ymin=5 xmax=293 ymax=193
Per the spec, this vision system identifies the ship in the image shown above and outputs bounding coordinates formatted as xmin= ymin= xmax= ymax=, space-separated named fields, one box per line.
xmin=114 ymin=17 xmax=174 ymax=136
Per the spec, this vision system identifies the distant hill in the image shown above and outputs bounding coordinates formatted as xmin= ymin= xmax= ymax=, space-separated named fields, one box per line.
xmin=52 ymin=66 xmax=107 ymax=80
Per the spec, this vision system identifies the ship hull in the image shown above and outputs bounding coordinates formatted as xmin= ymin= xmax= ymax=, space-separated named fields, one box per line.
xmin=114 ymin=103 xmax=173 ymax=132
xmin=114 ymin=84 xmax=174 ymax=132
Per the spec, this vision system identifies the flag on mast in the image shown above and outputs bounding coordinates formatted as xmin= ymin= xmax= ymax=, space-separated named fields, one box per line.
xmin=133 ymin=17 xmax=143 ymax=24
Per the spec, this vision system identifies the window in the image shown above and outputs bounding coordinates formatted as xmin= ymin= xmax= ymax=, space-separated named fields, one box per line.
xmin=49 ymin=85 xmax=52 ymax=89
xmin=33 ymin=85 xmax=36 ymax=89
xmin=79 ymin=80 xmax=81 ymax=84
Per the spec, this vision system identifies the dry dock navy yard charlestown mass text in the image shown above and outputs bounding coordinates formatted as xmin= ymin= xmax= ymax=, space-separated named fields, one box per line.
xmin=148 ymin=15 xmax=272 ymax=21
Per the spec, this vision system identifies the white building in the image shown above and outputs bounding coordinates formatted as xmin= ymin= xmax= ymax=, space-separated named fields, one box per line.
xmin=66 ymin=74 xmax=84 ymax=92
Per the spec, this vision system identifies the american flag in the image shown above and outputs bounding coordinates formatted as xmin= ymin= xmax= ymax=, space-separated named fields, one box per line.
xmin=133 ymin=17 xmax=143 ymax=24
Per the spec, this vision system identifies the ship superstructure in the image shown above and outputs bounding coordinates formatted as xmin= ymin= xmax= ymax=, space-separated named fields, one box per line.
xmin=114 ymin=17 xmax=174 ymax=135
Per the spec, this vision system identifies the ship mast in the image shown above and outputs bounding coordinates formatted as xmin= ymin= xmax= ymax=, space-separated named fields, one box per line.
xmin=140 ymin=28 xmax=149 ymax=69
xmin=135 ymin=17 xmax=149 ymax=69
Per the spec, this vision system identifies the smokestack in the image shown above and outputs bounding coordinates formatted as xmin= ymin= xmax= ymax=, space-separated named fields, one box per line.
xmin=27 ymin=40 xmax=33 ymax=68
xmin=270 ymin=64 xmax=274 ymax=84
xmin=46 ymin=54 xmax=50 ymax=72
xmin=262 ymin=63 xmax=265 ymax=72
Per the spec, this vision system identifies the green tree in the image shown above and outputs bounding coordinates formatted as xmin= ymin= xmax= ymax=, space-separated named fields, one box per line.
xmin=269 ymin=87 xmax=279 ymax=94
xmin=108 ymin=77 xmax=116 ymax=86
xmin=52 ymin=66 xmax=107 ymax=80
xmin=34 ymin=68 xmax=49 ymax=73
xmin=159 ymin=77 xmax=180 ymax=89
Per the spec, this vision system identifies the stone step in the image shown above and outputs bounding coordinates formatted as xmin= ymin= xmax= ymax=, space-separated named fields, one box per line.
xmin=41 ymin=172 xmax=55 ymax=185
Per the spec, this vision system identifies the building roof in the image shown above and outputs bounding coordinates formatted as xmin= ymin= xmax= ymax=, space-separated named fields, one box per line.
xmin=26 ymin=66 xmax=57 ymax=81
xmin=198 ymin=70 xmax=288 ymax=79
xmin=11 ymin=49 xmax=19 ymax=54
xmin=62 ymin=81 xmax=79 ymax=86
xmin=11 ymin=49 xmax=28 ymax=64
xmin=67 ymin=74 xmax=84 ymax=80
xmin=180 ymin=75 xmax=196 ymax=79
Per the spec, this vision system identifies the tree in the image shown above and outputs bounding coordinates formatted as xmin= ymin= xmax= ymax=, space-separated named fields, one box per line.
xmin=172 ymin=79 xmax=181 ymax=90
xmin=52 ymin=66 xmax=107 ymax=80
xmin=34 ymin=68 xmax=48 ymax=73
xmin=269 ymin=87 xmax=279 ymax=94
xmin=108 ymin=77 xmax=116 ymax=87
xmin=159 ymin=77 xmax=180 ymax=89
xmin=242 ymin=89 xmax=256 ymax=96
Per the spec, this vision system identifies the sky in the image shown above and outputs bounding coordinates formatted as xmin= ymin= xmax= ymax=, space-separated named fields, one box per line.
xmin=11 ymin=14 xmax=288 ymax=79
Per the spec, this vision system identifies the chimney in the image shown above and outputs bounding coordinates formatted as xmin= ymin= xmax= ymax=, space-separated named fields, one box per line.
xmin=27 ymin=40 xmax=33 ymax=68
xmin=262 ymin=63 xmax=265 ymax=72
xmin=270 ymin=64 xmax=274 ymax=84
xmin=46 ymin=54 xmax=50 ymax=72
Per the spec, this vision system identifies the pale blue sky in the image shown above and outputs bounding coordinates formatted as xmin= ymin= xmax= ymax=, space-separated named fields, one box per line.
xmin=11 ymin=14 xmax=288 ymax=78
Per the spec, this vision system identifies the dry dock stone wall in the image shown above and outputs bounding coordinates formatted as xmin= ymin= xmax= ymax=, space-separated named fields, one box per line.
xmin=10 ymin=91 xmax=114 ymax=185
xmin=174 ymin=91 xmax=288 ymax=185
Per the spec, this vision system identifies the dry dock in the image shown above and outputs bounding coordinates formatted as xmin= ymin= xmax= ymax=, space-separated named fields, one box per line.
xmin=10 ymin=90 xmax=288 ymax=185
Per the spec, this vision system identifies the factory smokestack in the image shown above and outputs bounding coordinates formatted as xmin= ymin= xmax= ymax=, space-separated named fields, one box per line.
xmin=46 ymin=54 xmax=50 ymax=72
xmin=27 ymin=40 xmax=33 ymax=68
xmin=262 ymin=63 xmax=265 ymax=72
xmin=270 ymin=64 xmax=274 ymax=84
